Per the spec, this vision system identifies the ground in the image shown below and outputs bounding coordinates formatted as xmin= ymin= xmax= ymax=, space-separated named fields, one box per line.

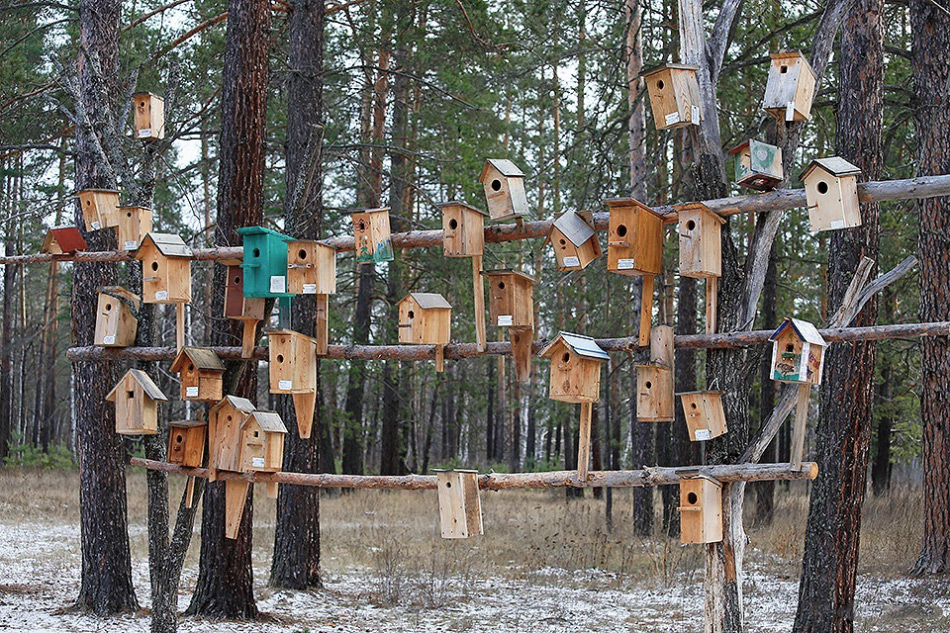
xmin=0 ymin=469 xmax=948 ymax=632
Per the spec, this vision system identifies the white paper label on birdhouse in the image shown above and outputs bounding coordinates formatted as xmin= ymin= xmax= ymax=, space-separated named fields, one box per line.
xmin=563 ymin=256 xmax=580 ymax=267
xmin=155 ymin=291 xmax=168 ymax=301
xmin=665 ymin=112 xmax=680 ymax=126
xmin=124 ymin=240 xmax=138 ymax=250
xmin=270 ymin=276 xmax=286 ymax=294
xmin=91 ymin=221 xmax=100 ymax=230
xmin=785 ymin=102 xmax=795 ymax=122
xmin=617 ymin=258 xmax=635 ymax=270
xmin=278 ymin=380 xmax=292 ymax=390
xmin=830 ymin=220 xmax=845 ymax=230
xmin=186 ymin=386 xmax=199 ymax=398
xmin=138 ymin=129 xmax=151 ymax=138
xmin=497 ymin=315 xmax=513 ymax=326
xmin=691 ymin=106 xmax=700 ymax=123
xmin=103 ymin=335 xmax=115 ymax=345
xmin=302 ymin=283 xmax=317 ymax=294
xmin=695 ymin=429 xmax=711 ymax=441
xmin=252 ymin=457 xmax=265 ymax=468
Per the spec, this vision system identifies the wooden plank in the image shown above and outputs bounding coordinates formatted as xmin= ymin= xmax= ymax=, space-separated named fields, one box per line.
xmin=639 ymin=275 xmax=654 ymax=347
xmin=791 ymin=383 xmax=812 ymax=467
xmin=176 ymin=302 xmax=185 ymax=351
xmin=315 ymin=293 xmax=329 ymax=355
xmin=224 ymin=480 xmax=250 ymax=540
xmin=292 ymin=391 xmax=316 ymax=439
xmin=473 ymin=255 xmax=486 ymax=351
xmin=577 ymin=402 xmax=593 ymax=481
xmin=706 ymin=277 xmax=718 ymax=334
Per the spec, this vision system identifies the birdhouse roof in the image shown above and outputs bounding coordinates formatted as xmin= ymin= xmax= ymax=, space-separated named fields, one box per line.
xmin=800 ymin=157 xmax=862 ymax=180
xmin=210 ymin=395 xmax=256 ymax=415
xmin=354 ymin=207 xmax=390 ymax=216
xmin=552 ymin=211 xmax=597 ymax=247
xmin=479 ymin=159 xmax=524 ymax=182
xmin=677 ymin=471 xmax=722 ymax=486
xmin=675 ymin=202 xmax=725 ymax=224
xmin=236 ymin=225 xmax=292 ymax=242
xmin=132 ymin=91 xmax=162 ymax=100
xmin=442 ymin=200 xmax=489 ymax=216
xmin=770 ymin=50 xmax=817 ymax=78
xmin=135 ymin=233 xmax=193 ymax=258
xmin=265 ymin=328 xmax=318 ymax=345
xmin=171 ymin=346 xmax=226 ymax=373
xmin=406 ymin=292 xmax=452 ymax=310
xmin=641 ymin=62 xmax=699 ymax=78
xmin=107 ymin=369 xmax=167 ymax=402
xmin=247 ymin=411 xmax=287 ymax=434
xmin=768 ymin=317 xmax=826 ymax=347
xmin=74 ymin=188 xmax=120 ymax=195
xmin=480 ymin=268 xmax=538 ymax=284
xmin=41 ymin=226 xmax=88 ymax=254
xmin=604 ymin=198 xmax=665 ymax=220
xmin=117 ymin=205 xmax=151 ymax=212
xmin=99 ymin=285 xmax=141 ymax=307
xmin=432 ymin=468 xmax=479 ymax=473
xmin=727 ymin=140 xmax=751 ymax=155
xmin=676 ymin=390 xmax=724 ymax=398
xmin=169 ymin=419 xmax=207 ymax=429
xmin=539 ymin=332 xmax=609 ymax=361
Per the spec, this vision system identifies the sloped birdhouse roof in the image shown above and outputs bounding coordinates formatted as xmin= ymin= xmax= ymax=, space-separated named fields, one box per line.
xmin=171 ymin=346 xmax=226 ymax=373
xmin=442 ymin=200 xmax=488 ymax=216
xmin=641 ymin=62 xmax=699 ymax=78
xmin=134 ymin=232 xmax=193 ymax=258
xmin=539 ymin=332 xmax=609 ymax=361
xmin=41 ymin=226 xmax=87 ymax=254
xmin=247 ymin=411 xmax=287 ymax=434
xmin=479 ymin=159 xmax=524 ymax=182
xmin=480 ymin=268 xmax=538 ymax=284
xmin=211 ymin=395 xmax=256 ymax=416
xmin=106 ymin=369 xmax=168 ymax=402
xmin=800 ymin=157 xmax=861 ymax=181
xmin=675 ymin=202 xmax=725 ymax=224
xmin=169 ymin=419 xmax=207 ymax=429
xmin=406 ymin=292 xmax=452 ymax=310
xmin=552 ymin=211 xmax=596 ymax=247
xmin=236 ymin=225 xmax=292 ymax=242
xmin=355 ymin=207 xmax=390 ymax=215
xmin=768 ymin=317 xmax=826 ymax=347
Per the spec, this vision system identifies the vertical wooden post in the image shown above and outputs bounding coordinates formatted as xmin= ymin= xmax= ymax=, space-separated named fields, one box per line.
xmin=292 ymin=391 xmax=317 ymax=439
xmin=435 ymin=344 xmax=445 ymax=373
xmin=184 ymin=476 xmax=195 ymax=508
xmin=315 ymin=293 xmax=329 ymax=355
xmin=241 ymin=320 xmax=257 ymax=359
xmin=175 ymin=302 xmax=186 ymax=351
xmin=510 ymin=327 xmax=532 ymax=384
xmin=577 ymin=401 xmax=593 ymax=481
xmin=706 ymin=276 xmax=718 ymax=334
xmin=224 ymin=479 xmax=250 ymax=540
xmin=639 ymin=274 xmax=655 ymax=347
xmin=266 ymin=482 xmax=279 ymax=499
xmin=791 ymin=383 xmax=812 ymax=467
xmin=472 ymin=255 xmax=486 ymax=351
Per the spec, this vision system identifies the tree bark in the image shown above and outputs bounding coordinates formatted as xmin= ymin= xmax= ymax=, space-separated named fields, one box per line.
xmin=755 ymin=245 xmax=778 ymax=525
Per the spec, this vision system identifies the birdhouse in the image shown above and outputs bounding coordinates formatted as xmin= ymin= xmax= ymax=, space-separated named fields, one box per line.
xmin=171 ymin=346 xmax=225 ymax=402
xmin=762 ymin=51 xmax=817 ymax=122
xmin=286 ymin=240 xmax=336 ymax=295
xmin=116 ymin=206 xmax=153 ymax=251
xmin=436 ymin=469 xmax=483 ymax=539
xmin=352 ymin=208 xmax=394 ymax=264
xmin=800 ymin=157 xmax=862 ymax=233
xmin=76 ymin=188 xmax=120 ymax=231
xmin=40 ymin=226 xmax=87 ymax=255
xmin=677 ymin=203 xmax=724 ymax=279
xmin=442 ymin=201 xmax=488 ymax=257
xmin=222 ymin=265 xmax=266 ymax=357
xmin=107 ymin=369 xmax=167 ymax=435
xmin=208 ymin=395 xmax=256 ymax=472
xmin=678 ymin=474 xmax=723 ymax=544
xmin=539 ymin=332 xmax=608 ymax=403
xmin=399 ymin=293 xmax=452 ymax=371
xmin=641 ymin=63 xmax=701 ymax=130
xmin=94 ymin=286 xmax=140 ymax=347
xmin=132 ymin=92 xmax=165 ymax=140
xmin=481 ymin=269 xmax=536 ymax=329
xmin=605 ymin=199 xmax=663 ymax=277
xmin=678 ymin=391 xmax=728 ymax=441
xmin=728 ymin=140 xmax=783 ymax=191
xmin=478 ymin=159 xmax=529 ymax=222
xmin=133 ymin=233 xmax=193 ymax=304
xmin=237 ymin=226 xmax=293 ymax=297
xmin=768 ymin=317 xmax=827 ymax=385
xmin=239 ymin=411 xmax=287 ymax=473
xmin=168 ymin=420 xmax=207 ymax=468
xmin=268 ymin=329 xmax=317 ymax=393
xmin=636 ymin=365 xmax=674 ymax=422
xmin=546 ymin=211 xmax=602 ymax=271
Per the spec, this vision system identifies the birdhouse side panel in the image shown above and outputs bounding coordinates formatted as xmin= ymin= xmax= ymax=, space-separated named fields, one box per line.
xmin=792 ymin=70 xmax=816 ymax=120
xmin=140 ymin=398 xmax=159 ymax=435
xmin=671 ymin=68 xmax=701 ymax=124
xmin=165 ymin=258 xmax=193 ymax=303
xmin=633 ymin=210 xmax=664 ymax=275
xmin=807 ymin=346 xmax=824 ymax=385
xmin=421 ymin=308 xmax=451 ymax=345
xmin=370 ymin=211 xmax=394 ymax=263
xmin=461 ymin=472 xmax=484 ymax=536
xmin=266 ymin=434 xmax=284 ymax=471
xmin=198 ymin=372 xmax=224 ymax=402
xmin=771 ymin=335 xmax=807 ymax=382
xmin=511 ymin=283 xmax=535 ymax=328
xmin=293 ymin=335 xmax=317 ymax=389
xmin=314 ymin=246 xmax=337 ymax=294
xmin=506 ymin=178 xmax=530 ymax=218
xmin=678 ymin=210 xmax=707 ymax=278
xmin=287 ymin=242 xmax=317 ymax=293
xmin=840 ymin=176 xmax=862 ymax=229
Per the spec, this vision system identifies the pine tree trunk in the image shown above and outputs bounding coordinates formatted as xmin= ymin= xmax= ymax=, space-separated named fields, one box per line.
xmin=911 ymin=0 xmax=950 ymax=576
xmin=793 ymin=0 xmax=883 ymax=629
xmin=755 ymin=247 xmax=778 ymax=525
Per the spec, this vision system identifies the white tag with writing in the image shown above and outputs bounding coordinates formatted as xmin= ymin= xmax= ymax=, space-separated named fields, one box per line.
xmin=302 ymin=283 xmax=317 ymax=294
xmin=103 ymin=335 xmax=115 ymax=345
xmin=91 ymin=221 xmax=100 ymax=230
xmin=270 ymin=276 xmax=286 ymax=294
xmin=138 ymin=129 xmax=151 ymax=138
xmin=252 ymin=457 xmax=265 ymax=468
xmin=691 ymin=105 xmax=700 ymax=123
xmin=785 ymin=102 xmax=795 ymax=122
xmin=830 ymin=220 xmax=845 ymax=230
xmin=186 ymin=386 xmax=199 ymax=398
xmin=124 ymin=240 xmax=138 ymax=250
xmin=664 ymin=112 xmax=680 ymax=126
xmin=695 ymin=429 xmax=711 ymax=441
xmin=278 ymin=380 xmax=292 ymax=390
xmin=497 ymin=315 xmax=513 ymax=326
xmin=155 ymin=290 xmax=168 ymax=301
xmin=563 ymin=256 xmax=580 ymax=267
xmin=617 ymin=258 xmax=635 ymax=270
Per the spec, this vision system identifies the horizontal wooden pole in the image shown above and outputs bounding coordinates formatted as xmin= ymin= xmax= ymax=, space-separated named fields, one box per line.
xmin=6 ymin=174 xmax=950 ymax=265
xmin=130 ymin=457 xmax=818 ymax=489
xmin=65 ymin=321 xmax=950 ymax=362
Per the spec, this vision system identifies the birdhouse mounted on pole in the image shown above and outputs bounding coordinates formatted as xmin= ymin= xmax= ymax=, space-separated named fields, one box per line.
xmin=94 ymin=286 xmax=140 ymax=347
xmin=678 ymin=391 xmax=728 ymax=441
xmin=107 ymin=369 xmax=167 ymax=436
xmin=223 ymin=264 xmax=266 ymax=358
xmin=482 ymin=269 xmax=536 ymax=384
xmin=768 ymin=318 xmax=827 ymax=385
xmin=287 ymin=239 xmax=337 ymax=355
xmin=636 ymin=325 xmax=675 ymax=422
xmin=441 ymin=201 xmax=489 ymax=352
xmin=762 ymin=51 xmax=817 ymax=122
xmin=237 ymin=226 xmax=293 ymax=297
xmin=170 ymin=346 xmax=225 ymax=402
xmin=677 ymin=203 xmax=725 ymax=334
xmin=479 ymin=159 xmax=529 ymax=222
xmin=268 ymin=329 xmax=318 ymax=439
xmin=40 ymin=226 xmax=87 ymax=255
xmin=76 ymin=189 xmax=120 ymax=232
xmin=546 ymin=210 xmax=602 ymax=272
xmin=168 ymin=419 xmax=207 ymax=468
xmin=352 ymin=207 xmax=394 ymax=264
xmin=133 ymin=233 xmax=193 ymax=304
xmin=436 ymin=469 xmax=484 ymax=539
xmin=398 ymin=293 xmax=452 ymax=372
xmin=800 ymin=157 xmax=863 ymax=233
xmin=132 ymin=92 xmax=165 ymax=140
xmin=641 ymin=63 xmax=701 ymax=130
xmin=727 ymin=140 xmax=784 ymax=191
xmin=678 ymin=474 xmax=723 ymax=544
xmin=116 ymin=206 xmax=153 ymax=251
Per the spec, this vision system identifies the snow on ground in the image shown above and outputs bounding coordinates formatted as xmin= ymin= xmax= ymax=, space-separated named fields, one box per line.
xmin=1 ymin=518 xmax=948 ymax=632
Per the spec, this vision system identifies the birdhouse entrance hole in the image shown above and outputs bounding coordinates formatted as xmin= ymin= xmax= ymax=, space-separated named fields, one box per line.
xmin=657 ymin=80 xmax=664 ymax=89
xmin=126 ymin=390 xmax=134 ymax=400
xmin=498 ymin=281 xmax=505 ymax=289
xmin=562 ymin=352 xmax=570 ymax=363
xmin=686 ymin=220 xmax=696 ymax=231
xmin=645 ymin=381 xmax=652 ymax=389
xmin=449 ymin=218 xmax=458 ymax=229
xmin=105 ymin=303 xmax=112 ymax=311
xmin=688 ymin=491 xmax=698 ymax=504
xmin=298 ymin=249 xmax=307 ymax=259
xmin=817 ymin=181 xmax=829 ymax=194
xmin=277 ymin=354 xmax=284 ymax=363
xmin=176 ymin=433 xmax=183 ymax=443
xmin=780 ymin=65 xmax=788 ymax=73
xmin=491 ymin=179 xmax=501 ymax=191
xmin=234 ymin=274 xmax=241 ymax=284
xmin=407 ymin=310 xmax=414 ymax=319
xmin=253 ymin=248 xmax=260 ymax=257
xmin=359 ymin=221 xmax=365 ymax=231
xmin=151 ymin=261 xmax=158 ymax=271
xmin=617 ymin=224 xmax=627 ymax=236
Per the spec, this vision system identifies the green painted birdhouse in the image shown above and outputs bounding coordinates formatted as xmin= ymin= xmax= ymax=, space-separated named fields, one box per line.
xmin=237 ymin=226 xmax=294 ymax=298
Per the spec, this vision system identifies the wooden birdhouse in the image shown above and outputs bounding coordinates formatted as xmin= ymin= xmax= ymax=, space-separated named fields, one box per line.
xmin=268 ymin=329 xmax=318 ymax=394
xmin=41 ymin=226 xmax=87 ymax=255
xmin=76 ymin=188 xmax=120 ymax=232
xmin=286 ymin=240 xmax=336 ymax=295
xmin=171 ymin=346 xmax=225 ymax=402
xmin=133 ymin=233 xmax=193 ymax=304
xmin=168 ymin=420 xmax=207 ymax=468
xmin=240 ymin=411 xmax=287 ymax=473
xmin=678 ymin=474 xmax=723 ymax=544
xmin=398 ymin=293 xmax=452 ymax=372
xmin=728 ymin=140 xmax=783 ymax=191
xmin=352 ymin=207 xmax=394 ymax=264
xmin=636 ymin=325 xmax=674 ymax=422
xmin=768 ymin=318 xmax=826 ymax=385
xmin=132 ymin=92 xmax=165 ymax=140
xmin=116 ymin=206 xmax=153 ymax=251
xmin=800 ymin=157 xmax=862 ymax=233
xmin=223 ymin=265 xmax=266 ymax=357
xmin=546 ymin=211 xmax=602 ymax=271
xmin=481 ymin=269 xmax=536 ymax=329
xmin=94 ymin=286 xmax=140 ymax=347
xmin=107 ymin=369 xmax=167 ymax=435
xmin=678 ymin=391 xmax=728 ymax=441
xmin=539 ymin=332 xmax=608 ymax=404
xmin=762 ymin=51 xmax=817 ymax=122
xmin=442 ymin=201 xmax=488 ymax=257
xmin=641 ymin=63 xmax=701 ymax=130
xmin=677 ymin=203 xmax=723 ymax=279
xmin=237 ymin=226 xmax=293 ymax=297
xmin=436 ymin=469 xmax=483 ymax=539
xmin=208 ymin=395 xmax=256 ymax=473
xmin=479 ymin=159 xmax=529 ymax=222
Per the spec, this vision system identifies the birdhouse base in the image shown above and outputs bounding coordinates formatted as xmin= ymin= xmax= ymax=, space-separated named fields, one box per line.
xmin=225 ymin=479 xmax=250 ymax=540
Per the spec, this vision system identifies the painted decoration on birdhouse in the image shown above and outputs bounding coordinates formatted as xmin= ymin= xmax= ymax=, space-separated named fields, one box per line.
xmin=352 ymin=208 xmax=394 ymax=264
xmin=641 ymin=63 xmax=702 ymax=130
xmin=800 ymin=157 xmax=862 ymax=233
xmin=478 ymin=159 xmax=529 ymax=222
xmin=728 ymin=140 xmax=784 ymax=191
xmin=768 ymin=318 xmax=827 ymax=385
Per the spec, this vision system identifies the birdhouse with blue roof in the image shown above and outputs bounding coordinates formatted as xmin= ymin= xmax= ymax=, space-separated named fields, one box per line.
xmin=352 ymin=208 xmax=394 ymax=264
xmin=237 ymin=226 xmax=293 ymax=297
xmin=769 ymin=318 xmax=827 ymax=385
xmin=540 ymin=332 xmax=608 ymax=404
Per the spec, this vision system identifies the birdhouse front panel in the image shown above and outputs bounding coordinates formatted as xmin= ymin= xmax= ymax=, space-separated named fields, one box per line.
xmin=483 ymin=271 xmax=535 ymax=328
xmin=209 ymin=396 xmax=255 ymax=472
xmin=168 ymin=421 xmax=207 ymax=468
xmin=803 ymin=172 xmax=861 ymax=233
xmin=223 ymin=266 xmax=266 ymax=320
xmin=547 ymin=343 xmax=602 ymax=403
xmin=287 ymin=240 xmax=337 ymax=295
xmin=77 ymin=189 xmax=120 ymax=231
xmin=636 ymin=365 xmax=674 ymax=422
xmin=94 ymin=287 xmax=139 ymax=347
xmin=679 ymin=392 xmax=728 ymax=441
xmin=642 ymin=64 xmax=701 ymax=130
xmin=117 ymin=206 xmax=153 ymax=251
xmin=442 ymin=202 xmax=486 ymax=257
xmin=678 ymin=204 xmax=723 ymax=279
xmin=605 ymin=200 xmax=664 ymax=276
xmin=237 ymin=226 xmax=293 ymax=298
xmin=730 ymin=140 xmax=783 ymax=191
xmin=479 ymin=160 xmax=529 ymax=221
xmin=241 ymin=412 xmax=286 ymax=472
xmin=762 ymin=52 xmax=817 ymax=122
xmin=679 ymin=476 xmax=723 ymax=544
xmin=437 ymin=470 xmax=483 ymax=539
xmin=398 ymin=294 xmax=452 ymax=345
xmin=771 ymin=332 xmax=809 ymax=383
xmin=268 ymin=330 xmax=317 ymax=394
xmin=132 ymin=92 xmax=165 ymax=140
xmin=353 ymin=209 xmax=394 ymax=264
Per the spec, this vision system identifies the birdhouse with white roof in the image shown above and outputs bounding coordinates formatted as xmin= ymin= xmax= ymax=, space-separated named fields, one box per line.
xmin=539 ymin=332 xmax=608 ymax=404
xmin=546 ymin=211 xmax=602 ymax=271
xmin=768 ymin=317 xmax=827 ymax=385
